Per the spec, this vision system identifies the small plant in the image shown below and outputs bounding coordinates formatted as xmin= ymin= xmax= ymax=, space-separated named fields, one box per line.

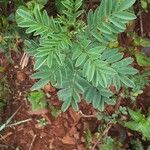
xmin=49 ymin=104 xmax=61 ymax=118
xmin=27 ymin=91 xmax=47 ymax=111
xmin=0 ymin=0 xmax=27 ymax=62
xmin=98 ymin=136 xmax=122 ymax=150
xmin=0 ymin=74 xmax=10 ymax=111
xmin=85 ymin=128 xmax=92 ymax=149
xmin=127 ymin=32 xmax=150 ymax=67
xmin=16 ymin=0 xmax=138 ymax=112
xmin=130 ymin=139 xmax=150 ymax=150
xmin=140 ymin=0 xmax=150 ymax=12
xmin=96 ymin=106 xmax=128 ymax=123
xmin=124 ymin=108 xmax=150 ymax=140
xmin=37 ymin=117 xmax=48 ymax=127
xmin=124 ymin=71 xmax=150 ymax=101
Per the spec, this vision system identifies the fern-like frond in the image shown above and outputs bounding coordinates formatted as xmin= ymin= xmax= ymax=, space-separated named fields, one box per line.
xmin=88 ymin=0 xmax=136 ymax=44
xmin=34 ymin=33 xmax=71 ymax=69
xmin=16 ymin=0 xmax=138 ymax=112
xmin=72 ymin=37 xmax=138 ymax=90
xmin=16 ymin=5 xmax=61 ymax=37
xmin=61 ymin=0 xmax=83 ymax=23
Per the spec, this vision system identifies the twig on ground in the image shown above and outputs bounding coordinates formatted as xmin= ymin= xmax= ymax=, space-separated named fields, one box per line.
xmin=29 ymin=134 xmax=37 ymax=150
xmin=7 ymin=118 xmax=32 ymax=128
xmin=148 ymin=32 xmax=150 ymax=38
xmin=79 ymin=110 xmax=95 ymax=118
xmin=139 ymin=11 xmax=144 ymax=37
xmin=0 ymin=132 xmax=13 ymax=141
xmin=92 ymin=122 xmax=112 ymax=150
xmin=0 ymin=105 xmax=22 ymax=131
xmin=138 ymin=0 xmax=144 ymax=37
xmin=20 ymin=52 xmax=29 ymax=69
xmin=0 ymin=135 xmax=16 ymax=150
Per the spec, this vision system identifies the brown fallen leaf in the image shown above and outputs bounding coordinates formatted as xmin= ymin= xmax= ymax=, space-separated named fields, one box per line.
xmin=44 ymin=83 xmax=56 ymax=93
xmin=69 ymin=108 xmax=81 ymax=124
xmin=28 ymin=108 xmax=49 ymax=115
xmin=68 ymin=126 xmax=77 ymax=136
xmin=77 ymin=144 xmax=85 ymax=150
xmin=62 ymin=135 xmax=76 ymax=145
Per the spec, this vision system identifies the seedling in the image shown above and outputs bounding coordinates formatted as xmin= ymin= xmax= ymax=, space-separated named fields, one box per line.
xmin=96 ymin=106 xmax=128 ymax=123
xmin=49 ymin=104 xmax=61 ymax=118
xmin=124 ymin=108 xmax=150 ymax=140
xmin=37 ymin=117 xmax=48 ymax=127
xmin=98 ymin=136 xmax=122 ymax=150
xmin=27 ymin=91 xmax=47 ymax=111
xmin=16 ymin=0 xmax=138 ymax=112
xmin=124 ymin=71 xmax=150 ymax=101
xmin=85 ymin=128 xmax=92 ymax=149
xmin=140 ymin=0 xmax=150 ymax=12
xmin=0 ymin=76 xmax=10 ymax=111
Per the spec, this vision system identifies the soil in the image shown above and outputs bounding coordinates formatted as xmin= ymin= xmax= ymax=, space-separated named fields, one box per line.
xmin=0 ymin=0 xmax=150 ymax=150
xmin=0 ymin=48 xmax=149 ymax=150
xmin=0 ymin=52 xmax=100 ymax=150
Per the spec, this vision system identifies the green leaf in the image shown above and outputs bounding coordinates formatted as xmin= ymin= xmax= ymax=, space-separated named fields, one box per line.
xmin=124 ymin=121 xmax=139 ymax=131
xmin=87 ymin=63 xmax=95 ymax=81
xmin=113 ymin=75 xmax=121 ymax=91
xmin=84 ymin=88 xmax=93 ymax=103
xmin=128 ymin=108 xmax=144 ymax=122
xmin=34 ymin=57 xmax=47 ymax=70
xmin=119 ymin=0 xmax=136 ymax=11
xmin=112 ymin=57 xmax=134 ymax=68
xmin=106 ymin=53 xmax=124 ymax=63
xmin=135 ymin=52 xmax=150 ymax=67
xmin=119 ymin=75 xmax=135 ymax=88
xmin=61 ymin=98 xmax=71 ymax=112
xmin=31 ymin=70 xmax=50 ymax=79
xmin=16 ymin=0 xmax=138 ymax=112
xmin=17 ymin=9 xmax=34 ymax=21
xmin=85 ymin=128 xmax=92 ymax=146
xmin=117 ymin=67 xmax=138 ymax=75
xmin=98 ymin=99 xmax=105 ymax=111
xmin=72 ymin=100 xmax=79 ymax=111
xmin=98 ymin=71 xmax=108 ymax=88
xmin=99 ymin=88 xmax=113 ymax=98
xmin=109 ymin=17 xmax=126 ymax=30
xmin=75 ymin=0 xmax=83 ymax=11
xmin=31 ymin=78 xmax=49 ymax=91
xmin=72 ymin=46 xmax=82 ymax=60
xmin=114 ymin=11 xmax=136 ymax=20
xmin=47 ymin=52 xmax=53 ymax=68
xmin=87 ymin=9 xmax=94 ymax=28
xmin=57 ymin=88 xmax=73 ymax=101
xmin=100 ymin=65 xmax=117 ymax=75
xmin=105 ymin=98 xmax=116 ymax=105
xmin=75 ymin=53 xmax=87 ymax=67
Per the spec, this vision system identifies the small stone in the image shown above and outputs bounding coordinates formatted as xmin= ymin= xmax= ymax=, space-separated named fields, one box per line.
xmin=14 ymin=65 xmax=19 ymax=68
xmin=80 ymin=137 xmax=85 ymax=143
xmin=16 ymin=71 xmax=26 ymax=81
xmin=73 ymin=132 xmax=80 ymax=140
